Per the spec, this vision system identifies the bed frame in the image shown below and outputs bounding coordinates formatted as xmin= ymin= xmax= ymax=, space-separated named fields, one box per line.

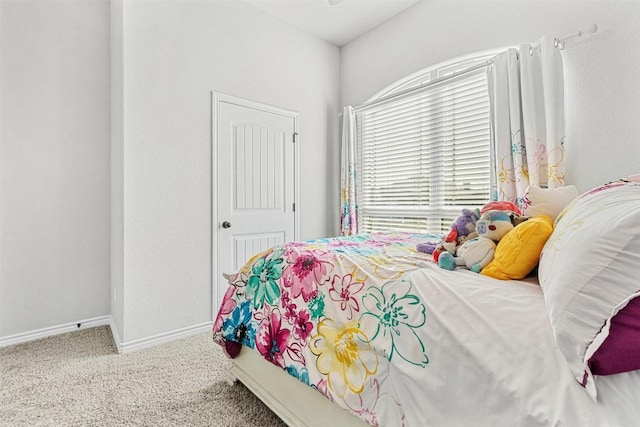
xmin=226 ymin=348 xmax=368 ymax=427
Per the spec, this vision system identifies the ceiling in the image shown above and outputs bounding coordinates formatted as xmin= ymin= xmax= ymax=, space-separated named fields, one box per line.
xmin=245 ymin=0 xmax=421 ymax=46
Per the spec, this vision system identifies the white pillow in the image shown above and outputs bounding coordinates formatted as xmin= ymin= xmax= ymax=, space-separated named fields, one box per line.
xmin=521 ymin=184 xmax=578 ymax=221
xmin=538 ymin=181 xmax=640 ymax=399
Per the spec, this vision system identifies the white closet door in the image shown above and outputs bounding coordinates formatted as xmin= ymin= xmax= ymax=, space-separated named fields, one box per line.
xmin=215 ymin=97 xmax=296 ymax=308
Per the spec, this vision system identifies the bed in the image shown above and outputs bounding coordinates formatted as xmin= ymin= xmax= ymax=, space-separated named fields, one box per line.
xmin=212 ymin=180 xmax=640 ymax=427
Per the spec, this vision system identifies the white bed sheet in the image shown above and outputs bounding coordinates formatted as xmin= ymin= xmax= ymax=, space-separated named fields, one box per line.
xmin=388 ymin=262 xmax=640 ymax=426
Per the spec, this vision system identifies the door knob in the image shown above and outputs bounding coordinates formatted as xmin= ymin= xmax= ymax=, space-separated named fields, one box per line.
xmin=222 ymin=221 xmax=232 ymax=229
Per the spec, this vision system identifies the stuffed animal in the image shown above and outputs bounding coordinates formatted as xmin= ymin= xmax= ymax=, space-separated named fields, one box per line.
xmin=430 ymin=228 xmax=459 ymax=263
xmin=480 ymin=200 xmax=521 ymax=216
xmin=439 ymin=210 xmax=514 ymax=273
xmin=418 ymin=208 xmax=480 ymax=262
xmin=451 ymin=208 xmax=481 ymax=238
xmin=481 ymin=200 xmax=527 ymax=226
xmin=416 ymin=241 xmax=439 ymax=255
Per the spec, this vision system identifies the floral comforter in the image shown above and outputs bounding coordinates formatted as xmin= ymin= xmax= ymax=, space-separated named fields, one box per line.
xmin=212 ymin=232 xmax=640 ymax=427
xmin=213 ymin=232 xmax=435 ymax=424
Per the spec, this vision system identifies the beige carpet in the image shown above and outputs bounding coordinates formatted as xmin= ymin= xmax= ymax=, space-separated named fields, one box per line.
xmin=0 ymin=326 xmax=286 ymax=426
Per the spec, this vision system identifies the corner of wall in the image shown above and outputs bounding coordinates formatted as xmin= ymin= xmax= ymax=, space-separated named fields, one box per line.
xmin=0 ymin=0 xmax=4 ymax=337
xmin=108 ymin=315 xmax=123 ymax=353
xmin=110 ymin=0 xmax=125 ymax=343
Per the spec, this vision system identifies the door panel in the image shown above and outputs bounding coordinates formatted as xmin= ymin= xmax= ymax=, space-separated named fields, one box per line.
xmin=233 ymin=124 xmax=285 ymax=211
xmin=216 ymin=99 xmax=296 ymax=307
xmin=233 ymin=232 xmax=285 ymax=271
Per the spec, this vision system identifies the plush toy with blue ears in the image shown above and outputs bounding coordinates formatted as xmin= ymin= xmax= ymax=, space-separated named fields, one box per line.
xmin=439 ymin=210 xmax=514 ymax=273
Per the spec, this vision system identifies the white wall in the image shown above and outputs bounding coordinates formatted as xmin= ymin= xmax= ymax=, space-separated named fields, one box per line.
xmin=110 ymin=0 xmax=125 ymax=342
xmin=0 ymin=0 xmax=111 ymax=336
xmin=114 ymin=0 xmax=340 ymax=342
xmin=341 ymin=0 xmax=640 ymax=193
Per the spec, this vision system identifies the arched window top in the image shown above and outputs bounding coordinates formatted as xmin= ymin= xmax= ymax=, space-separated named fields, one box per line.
xmin=365 ymin=48 xmax=505 ymax=104
xmin=355 ymin=47 xmax=507 ymax=234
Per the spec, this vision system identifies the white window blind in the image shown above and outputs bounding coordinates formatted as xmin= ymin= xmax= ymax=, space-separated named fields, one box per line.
xmin=356 ymin=65 xmax=491 ymax=234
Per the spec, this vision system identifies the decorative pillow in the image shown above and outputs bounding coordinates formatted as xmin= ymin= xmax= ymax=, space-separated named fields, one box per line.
xmin=538 ymin=181 xmax=640 ymax=399
xmin=521 ymin=184 xmax=578 ymax=221
xmin=481 ymin=215 xmax=553 ymax=280
xmin=588 ymin=296 xmax=640 ymax=375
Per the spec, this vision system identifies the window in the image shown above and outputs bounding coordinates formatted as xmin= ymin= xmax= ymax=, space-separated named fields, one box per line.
xmin=356 ymin=57 xmax=493 ymax=234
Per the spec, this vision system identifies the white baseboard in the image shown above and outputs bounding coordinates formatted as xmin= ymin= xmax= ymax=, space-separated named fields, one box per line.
xmin=109 ymin=317 xmax=123 ymax=353
xmin=115 ymin=321 xmax=213 ymax=353
xmin=0 ymin=316 xmax=213 ymax=354
xmin=0 ymin=315 xmax=112 ymax=348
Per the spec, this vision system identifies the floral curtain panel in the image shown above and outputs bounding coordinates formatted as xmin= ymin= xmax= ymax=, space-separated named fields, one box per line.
xmin=487 ymin=36 xmax=566 ymax=205
xmin=340 ymin=106 xmax=358 ymax=236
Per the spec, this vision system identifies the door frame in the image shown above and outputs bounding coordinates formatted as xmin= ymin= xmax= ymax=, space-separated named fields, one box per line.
xmin=211 ymin=91 xmax=300 ymax=315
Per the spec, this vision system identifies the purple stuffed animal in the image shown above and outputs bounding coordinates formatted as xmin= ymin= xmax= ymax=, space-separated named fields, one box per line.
xmin=416 ymin=208 xmax=481 ymax=256
xmin=417 ymin=241 xmax=439 ymax=254
xmin=451 ymin=208 xmax=481 ymax=245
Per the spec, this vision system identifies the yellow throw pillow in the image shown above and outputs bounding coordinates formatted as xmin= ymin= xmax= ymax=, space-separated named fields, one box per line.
xmin=481 ymin=215 xmax=554 ymax=280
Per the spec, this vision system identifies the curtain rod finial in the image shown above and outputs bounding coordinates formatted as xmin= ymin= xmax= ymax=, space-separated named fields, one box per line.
xmin=585 ymin=24 xmax=598 ymax=34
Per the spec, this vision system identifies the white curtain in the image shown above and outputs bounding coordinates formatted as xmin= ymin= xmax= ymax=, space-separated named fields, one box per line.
xmin=487 ymin=36 xmax=566 ymax=205
xmin=340 ymin=106 xmax=358 ymax=236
